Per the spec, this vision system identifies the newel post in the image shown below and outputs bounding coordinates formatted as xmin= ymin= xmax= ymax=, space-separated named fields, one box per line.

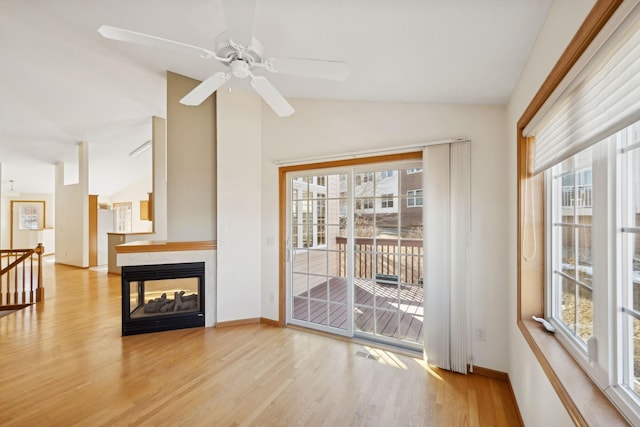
xmin=35 ymin=243 xmax=44 ymax=302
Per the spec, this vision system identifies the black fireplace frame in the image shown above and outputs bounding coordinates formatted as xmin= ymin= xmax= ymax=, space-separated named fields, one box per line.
xmin=121 ymin=262 xmax=205 ymax=336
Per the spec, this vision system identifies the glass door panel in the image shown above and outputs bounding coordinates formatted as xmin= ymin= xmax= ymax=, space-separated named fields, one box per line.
xmin=353 ymin=167 xmax=424 ymax=348
xmin=289 ymin=173 xmax=349 ymax=334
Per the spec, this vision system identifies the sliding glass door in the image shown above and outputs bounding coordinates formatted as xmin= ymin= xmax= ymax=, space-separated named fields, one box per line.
xmin=286 ymin=161 xmax=424 ymax=349
xmin=288 ymin=172 xmax=352 ymax=336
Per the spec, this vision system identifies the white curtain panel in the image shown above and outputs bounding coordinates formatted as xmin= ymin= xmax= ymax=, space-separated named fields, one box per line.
xmin=423 ymin=140 xmax=471 ymax=373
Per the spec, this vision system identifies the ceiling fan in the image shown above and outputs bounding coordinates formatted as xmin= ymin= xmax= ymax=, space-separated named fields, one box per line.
xmin=98 ymin=0 xmax=349 ymax=117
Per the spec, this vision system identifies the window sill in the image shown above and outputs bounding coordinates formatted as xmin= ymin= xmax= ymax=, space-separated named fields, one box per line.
xmin=518 ymin=318 xmax=629 ymax=426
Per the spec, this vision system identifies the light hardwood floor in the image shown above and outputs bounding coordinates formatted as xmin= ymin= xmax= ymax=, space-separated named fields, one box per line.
xmin=0 ymin=261 xmax=521 ymax=426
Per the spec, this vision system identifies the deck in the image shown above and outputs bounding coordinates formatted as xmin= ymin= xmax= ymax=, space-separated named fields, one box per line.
xmin=293 ymin=277 xmax=424 ymax=344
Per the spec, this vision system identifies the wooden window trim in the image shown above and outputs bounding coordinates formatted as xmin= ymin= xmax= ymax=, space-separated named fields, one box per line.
xmin=516 ymin=1 xmax=629 ymax=425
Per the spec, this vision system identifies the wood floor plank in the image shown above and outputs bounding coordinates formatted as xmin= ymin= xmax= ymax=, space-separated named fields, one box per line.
xmin=0 ymin=262 xmax=521 ymax=426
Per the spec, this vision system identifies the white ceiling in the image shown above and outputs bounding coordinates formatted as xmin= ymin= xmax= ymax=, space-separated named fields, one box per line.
xmin=0 ymin=0 xmax=552 ymax=197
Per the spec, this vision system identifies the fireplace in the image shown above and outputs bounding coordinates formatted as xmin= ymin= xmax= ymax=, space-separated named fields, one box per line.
xmin=121 ymin=262 xmax=205 ymax=336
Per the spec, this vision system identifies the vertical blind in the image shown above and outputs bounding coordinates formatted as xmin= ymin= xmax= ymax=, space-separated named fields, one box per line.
xmin=424 ymin=140 xmax=471 ymax=373
xmin=524 ymin=0 xmax=640 ymax=175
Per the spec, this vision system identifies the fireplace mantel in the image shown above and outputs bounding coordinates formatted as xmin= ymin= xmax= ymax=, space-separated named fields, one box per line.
xmin=116 ymin=240 xmax=217 ymax=253
xmin=116 ymin=240 xmax=217 ymax=328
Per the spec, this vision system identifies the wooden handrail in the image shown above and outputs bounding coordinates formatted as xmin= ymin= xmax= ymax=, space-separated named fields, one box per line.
xmin=0 ymin=243 xmax=44 ymax=307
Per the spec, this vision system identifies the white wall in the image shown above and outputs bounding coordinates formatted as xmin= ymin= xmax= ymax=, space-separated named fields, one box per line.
xmin=257 ymin=98 xmax=509 ymax=371
xmin=216 ymin=90 xmax=263 ymax=322
xmin=55 ymin=142 xmax=89 ymax=267
xmin=0 ymin=192 xmax=55 ymax=249
xmin=505 ymin=0 xmax=596 ymax=425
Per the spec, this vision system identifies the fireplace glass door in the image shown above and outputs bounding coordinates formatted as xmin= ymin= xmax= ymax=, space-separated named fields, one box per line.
xmin=121 ymin=262 xmax=205 ymax=335
xmin=129 ymin=277 xmax=200 ymax=318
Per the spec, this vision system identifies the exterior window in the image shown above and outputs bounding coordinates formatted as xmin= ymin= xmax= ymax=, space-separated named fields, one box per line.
xmin=19 ymin=206 xmax=40 ymax=230
xmin=407 ymin=168 xmax=423 ymax=174
xmin=292 ymin=189 xmax=298 ymax=248
xmin=291 ymin=176 xmax=330 ymax=249
xmin=355 ymin=199 xmax=374 ymax=211
xmin=381 ymin=194 xmax=393 ymax=208
xmin=363 ymin=172 xmax=373 ymax=183
xmin=544 ymin=119 xmax=640 ymax=418
xmin=379 ymin=170 xmax=394 ymax=179
xmin=620 ymin=124 xmax=640 ymax=399
xmin=551 ymin=149 xmax=594 ymax=345
xmin=301 ymin=191 xmax=312 ymax=248
xmin=407 ymin=189 xmax=423 ymax=207
xmin=317 ymin=194 xmax=326 ymax=245
xmin=113 ymin=202 xmax=132 ymax=233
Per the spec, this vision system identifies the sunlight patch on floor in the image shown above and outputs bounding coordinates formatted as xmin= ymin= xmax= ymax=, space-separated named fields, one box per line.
xmin=363 ymin=345 xmax=408 ymax=370
xmin=418 ymin=359 xmax=445 ymax=381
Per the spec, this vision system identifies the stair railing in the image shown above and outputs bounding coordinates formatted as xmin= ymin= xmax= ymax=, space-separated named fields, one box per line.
xmin=0 ymin=243 xmax=44 ymax=308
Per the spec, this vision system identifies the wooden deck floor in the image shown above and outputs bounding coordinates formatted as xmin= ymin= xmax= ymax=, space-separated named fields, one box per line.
xmin=0 ymin=261 xmax=522 ymax=426
xmin=293 ymin=277 xmax=424 ymax=344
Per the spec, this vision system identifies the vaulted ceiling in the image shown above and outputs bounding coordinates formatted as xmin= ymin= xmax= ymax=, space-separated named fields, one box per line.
xmin=0 ymin=0 xmax=552 ymax=196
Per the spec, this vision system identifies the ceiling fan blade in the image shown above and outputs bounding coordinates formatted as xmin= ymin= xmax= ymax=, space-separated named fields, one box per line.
xmin=265 ymin=58 xmax=349 ymax=81
xmin=221 ymin=0 xmax=257 ymax=47
xmin=98 ymin=25 xmax=216 ymax=59
xmin=250 ymin=75 xmax=294 ymax=117
xmin=180 ymin=72 xmax=231 ymax=106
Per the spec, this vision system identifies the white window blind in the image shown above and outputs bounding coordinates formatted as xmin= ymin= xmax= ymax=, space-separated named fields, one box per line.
xmin=423 ymin=140 xmax=471 ymax=374
xmin=524 ymin=1 xmax=640 ymax=175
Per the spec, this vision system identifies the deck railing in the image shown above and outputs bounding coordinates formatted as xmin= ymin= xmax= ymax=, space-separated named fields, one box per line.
xmin=561 ymin=184 xmax=592 ymax=208
xmin=0 ymin=243 xmax=44 ymax=308
xmin=336 ymin=237 xmax=423 ymax=285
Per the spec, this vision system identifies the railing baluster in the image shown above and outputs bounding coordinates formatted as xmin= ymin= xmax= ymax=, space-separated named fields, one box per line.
xmin=412 ymin=243 xmax=415 ymax=283
xmin=13 ymin=252 xmax=16 ymax=302
xmin=36 ymin=244 xmax=44 ymax=302
xmin=0 ymin=244 xmax=45 ymax=307
xmin=335 ymin=237 xmax=423 ymax=284
xmin=4 ymin=257 xmax=8 ymax=304
xmin=13 ymin=254 xmax=18 ymax=304
xmin=1 ymin=256 xmax=5 ymax=305
xmin=29 ymin=252 xmax=34 ymax=303
xmin=18 ymin=252 xmax=21 ymax=304
xmin=410 ymin=243 xmax=413 ymax=283
xmin=6 ymin=253 xmax=10 ymax=305
xmin=21 ymin=256 xmax=26 ymax=304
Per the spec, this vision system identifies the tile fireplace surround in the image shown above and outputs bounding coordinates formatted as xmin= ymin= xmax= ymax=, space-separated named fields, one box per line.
xmin=116 ymin=241 xmax=217 ymax=333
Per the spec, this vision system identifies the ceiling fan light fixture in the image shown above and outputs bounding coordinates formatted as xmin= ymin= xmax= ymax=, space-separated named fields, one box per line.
xmin=230 ymin=60 xmax=250 ymax=78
